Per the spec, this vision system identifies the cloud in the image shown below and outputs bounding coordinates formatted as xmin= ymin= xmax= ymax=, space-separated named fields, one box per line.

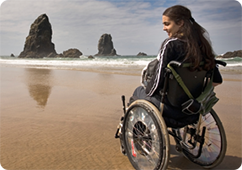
xmin=183 ymin=1 xmax=242 ymax=54
xmin=0 ymin=0 xmax=241 ymax=55
xmin=0 ymin=0 xmax=166 ymax=55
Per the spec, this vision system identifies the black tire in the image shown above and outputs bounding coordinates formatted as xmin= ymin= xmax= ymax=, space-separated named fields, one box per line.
xmin=123 ymin=100 xmax=170 ymax=170
xmin=178 ymin=109 xmax=227 ymax=168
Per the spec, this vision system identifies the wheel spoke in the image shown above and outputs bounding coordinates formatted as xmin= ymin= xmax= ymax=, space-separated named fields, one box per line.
xmin=176 ymin=110 xmax=226 ymax=168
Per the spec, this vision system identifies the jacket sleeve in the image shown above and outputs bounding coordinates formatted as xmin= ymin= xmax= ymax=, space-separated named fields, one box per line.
xmin=146 ymin=38 xmax=177 ymax=96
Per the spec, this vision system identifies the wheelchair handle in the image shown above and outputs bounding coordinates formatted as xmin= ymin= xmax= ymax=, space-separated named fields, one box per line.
xmin=215 ymin=60 xmax=227 ymax=67
xmin=168 ymin=61 xmax=182 ymax=67
xmin=168 ymin=60 xmax=227 ymax=68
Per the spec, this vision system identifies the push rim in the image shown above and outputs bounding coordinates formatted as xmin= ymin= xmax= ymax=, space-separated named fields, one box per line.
xmin=123 ymin=103 xmax=165 ymax=170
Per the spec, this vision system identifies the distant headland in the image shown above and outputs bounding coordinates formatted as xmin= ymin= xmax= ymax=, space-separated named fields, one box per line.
xmin=216 ymin=50 xmax=242 ymax=58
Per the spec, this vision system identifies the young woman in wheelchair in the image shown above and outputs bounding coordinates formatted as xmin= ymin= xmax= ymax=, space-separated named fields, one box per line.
xmin=129 ymin=5 xmax=223 ymax=128
xmin=116 ymin=5 xmax=227 ymax=170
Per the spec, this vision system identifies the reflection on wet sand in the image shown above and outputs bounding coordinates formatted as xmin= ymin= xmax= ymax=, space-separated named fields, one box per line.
xmin=25 ymin=68 xmax=52 ymax=108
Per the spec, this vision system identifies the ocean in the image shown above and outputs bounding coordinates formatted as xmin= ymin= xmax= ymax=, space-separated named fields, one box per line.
xmin=0 ymin=55 xmax=241 ymax=74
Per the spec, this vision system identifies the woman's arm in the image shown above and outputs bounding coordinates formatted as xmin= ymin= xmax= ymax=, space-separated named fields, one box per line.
xmin=146 ymin=38 xmax=178 ymax=96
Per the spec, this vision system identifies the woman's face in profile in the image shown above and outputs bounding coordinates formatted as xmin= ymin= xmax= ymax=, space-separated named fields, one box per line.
xmin=162 ymin=15 xmax=183 ymax=38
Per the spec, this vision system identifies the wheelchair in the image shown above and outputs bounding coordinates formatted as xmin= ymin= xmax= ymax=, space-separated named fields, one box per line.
xmin=115 ymin=60 xmax=227 ymax=170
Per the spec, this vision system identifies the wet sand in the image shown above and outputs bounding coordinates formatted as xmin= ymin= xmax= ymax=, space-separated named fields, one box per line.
xmin=0 ymin=65 xmax=241 ymax=169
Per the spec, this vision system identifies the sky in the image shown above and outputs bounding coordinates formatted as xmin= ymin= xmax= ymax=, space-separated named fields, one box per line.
xmin=0 ymin=0 xmax=241 ymax=56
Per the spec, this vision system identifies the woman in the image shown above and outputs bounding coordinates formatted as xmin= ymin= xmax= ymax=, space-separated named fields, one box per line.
xmin=130 ymin=5 xmax=223 ymax=128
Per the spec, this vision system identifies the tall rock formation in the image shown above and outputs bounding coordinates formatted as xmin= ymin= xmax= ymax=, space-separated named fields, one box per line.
xmin=19 ymin=14 xmax=57 ymax=58
xmin=95 ymin=34 xmax=117 ymax=56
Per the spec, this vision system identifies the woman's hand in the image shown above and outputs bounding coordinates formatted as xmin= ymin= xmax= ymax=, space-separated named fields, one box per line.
xmin=213 ymin=82 xmax=222 ymax=87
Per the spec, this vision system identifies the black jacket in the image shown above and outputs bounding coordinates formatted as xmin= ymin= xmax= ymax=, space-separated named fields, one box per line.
xmin=145 ymin=37 xmax=222 ymax=97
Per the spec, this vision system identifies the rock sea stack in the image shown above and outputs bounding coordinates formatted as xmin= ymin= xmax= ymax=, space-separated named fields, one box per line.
xmin=137 ymin=52 xmax=147 ymax=56
xmin=95 ymin=34 xmax=118 ymax=56
xmin=88 ymin=55 xmax=95 ymax=59
xmin=19 ymin=14 xmax=57 ymax=58
xmin=63 ymin=48 xmax=82 ymax=58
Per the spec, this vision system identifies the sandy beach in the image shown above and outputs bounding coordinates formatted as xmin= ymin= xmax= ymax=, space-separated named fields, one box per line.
xmin=0 ymin=65 xmax=241 ymax=170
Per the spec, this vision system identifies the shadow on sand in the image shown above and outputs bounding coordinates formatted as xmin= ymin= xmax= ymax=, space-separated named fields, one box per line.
xmin=168 ymin=144 xmax=242 ymax=169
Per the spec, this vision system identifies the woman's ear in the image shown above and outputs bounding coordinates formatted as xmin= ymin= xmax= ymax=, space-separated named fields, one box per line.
xmin=178 ymin=20 xmax=184 ymax=27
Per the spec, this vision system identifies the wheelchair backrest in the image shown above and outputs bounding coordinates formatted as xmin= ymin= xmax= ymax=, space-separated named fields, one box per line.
xmin=166 ymin=63 xmax=208 ymax=108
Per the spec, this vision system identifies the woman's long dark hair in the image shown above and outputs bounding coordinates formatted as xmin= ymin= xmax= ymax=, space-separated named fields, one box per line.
xmin=163 ymin=5 xmax=215 ymax=70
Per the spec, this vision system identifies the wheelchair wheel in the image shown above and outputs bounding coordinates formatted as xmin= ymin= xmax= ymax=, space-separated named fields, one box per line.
xmin=178 ymin=109 xmax=227 ymax=168
xmin=122 ymin=100 xmax=170 ymax=170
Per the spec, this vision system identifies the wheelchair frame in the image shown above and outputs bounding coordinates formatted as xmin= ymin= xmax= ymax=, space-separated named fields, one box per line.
xmin=115 ymin=60 xmax=227 ymax=170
